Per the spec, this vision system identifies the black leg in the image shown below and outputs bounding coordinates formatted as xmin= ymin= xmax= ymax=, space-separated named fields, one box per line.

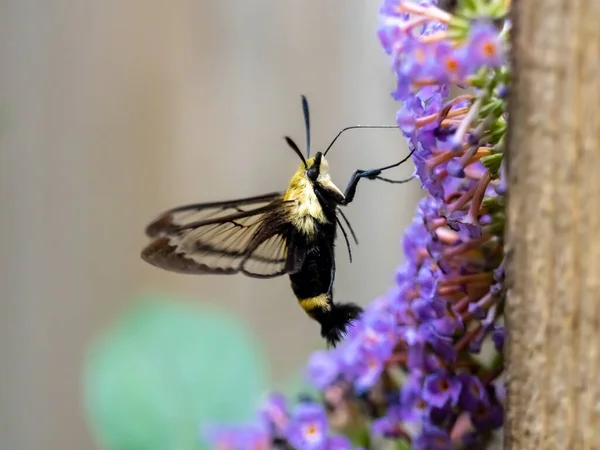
xmin=335 ymin=215 xmax=353 ymax=263
xmin=337 ymin=208 xmax=358 ymax=245
xmin=340 ymin=169 xmax=382 ymax=205
xmin=373 ymin=173 xmax=416 ymax=184
xmin=328 ymin=245 xmax=336 ymax=295
xmin=340 ymin=148 xmax=416 ymax=205
xmin=314 ymin=188 xmax=339 ymax=294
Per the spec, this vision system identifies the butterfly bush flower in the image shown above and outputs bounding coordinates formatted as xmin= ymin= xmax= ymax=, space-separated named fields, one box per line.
xmin=305 ymin=0 xmax=509 ymax=447
xmin=203 ymin=394 xmax=359 ymax=450
xmin=206 ymin=0 xmax=510 ymax=448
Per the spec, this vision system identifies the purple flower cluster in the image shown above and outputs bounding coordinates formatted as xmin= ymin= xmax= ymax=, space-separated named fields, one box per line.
xmin=303 ymin=0 xmax=509 ymax=448
xmin=203 ymin=394 xmax=361 ymax=450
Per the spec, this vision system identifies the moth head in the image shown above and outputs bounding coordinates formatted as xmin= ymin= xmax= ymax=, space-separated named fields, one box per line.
xmin=306 ymin=152 xmax=328 ymax=182
xmin=305 ymin=151 xmax=342 ymax=200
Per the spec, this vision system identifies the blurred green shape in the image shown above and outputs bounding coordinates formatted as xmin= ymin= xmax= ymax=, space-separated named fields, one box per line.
xmin=395 ymin=439 xmax=412 ymax=450
xmin=83 ymin=294 xmax=268 ymax=450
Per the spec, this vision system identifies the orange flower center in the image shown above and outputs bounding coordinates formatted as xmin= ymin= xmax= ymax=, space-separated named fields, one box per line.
xmin=482 ymin=41 xmax=497 ymax=57
xmin=445 ymin=57 xmax=458 ymax=72
xmin=303 ymin=422 xmax=319 ymax=439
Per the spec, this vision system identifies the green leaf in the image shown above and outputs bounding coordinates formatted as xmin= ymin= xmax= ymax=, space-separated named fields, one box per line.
xmin=83 ymin=294 xmax=269 ymax=450
xmin=458 ymin=0 xmax=478 ymax=15
xmin=395 ymin=439 xmax=412 ymax=450
xmin=480 ymin=153 xmax=503 ymax=177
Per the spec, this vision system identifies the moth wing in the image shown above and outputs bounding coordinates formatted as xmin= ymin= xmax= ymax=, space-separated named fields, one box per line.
xmin=240 ymin=229 xmax=298 ymax=278
xmin=144 ymin=192 xmax=284 ymax=238
xmin=141 ymin=194 xmax=305 ymax=278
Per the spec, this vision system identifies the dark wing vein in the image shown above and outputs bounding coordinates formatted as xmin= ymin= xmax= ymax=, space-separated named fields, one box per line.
xmin=145 ymin=191 xmax=284 ymax=237
xmin=141 ymin=193 xmax=305 ymax=277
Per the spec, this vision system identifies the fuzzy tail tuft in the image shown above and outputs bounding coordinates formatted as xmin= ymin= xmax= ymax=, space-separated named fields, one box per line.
xmin=320 ymin=302 xmax=363 ymax=348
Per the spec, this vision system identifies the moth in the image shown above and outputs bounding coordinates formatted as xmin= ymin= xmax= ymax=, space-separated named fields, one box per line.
xmin=141 ymin=96 xmax=414 ymax=347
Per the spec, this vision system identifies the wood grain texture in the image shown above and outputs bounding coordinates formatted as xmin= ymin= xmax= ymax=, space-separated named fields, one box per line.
xmin=505 ymin=0 xmax=600 ymax=448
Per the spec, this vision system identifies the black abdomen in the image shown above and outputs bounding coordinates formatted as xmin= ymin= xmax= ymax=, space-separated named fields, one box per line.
xmin=288 ymin=221 xmax=336 ymax=301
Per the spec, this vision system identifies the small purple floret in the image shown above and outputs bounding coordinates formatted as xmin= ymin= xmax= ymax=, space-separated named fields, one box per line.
xmin=422 ymin=372 xmax=462 ymax=408
xmin=285 ymin=403 xmax=328 ymax=450
xmin=306 ymin=350 xmax=341 ymax=389
xmin=413 ymin=424 xmax=453 ymax=450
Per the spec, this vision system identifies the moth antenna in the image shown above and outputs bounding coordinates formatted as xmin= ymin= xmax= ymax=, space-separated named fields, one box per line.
xmin=301 ymin=95 xmax=311 ymax=158
xmin=285 ymin=136 xmax=308 ymax=168
xmin=323 ymin=125 xmax=399 ymax=156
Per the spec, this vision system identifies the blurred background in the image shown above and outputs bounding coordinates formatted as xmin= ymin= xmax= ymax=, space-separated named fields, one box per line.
xmin=0 ymin=1 xmax=422 ymax=449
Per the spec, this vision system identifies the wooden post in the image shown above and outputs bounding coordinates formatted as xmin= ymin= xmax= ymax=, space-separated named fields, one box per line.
xmin=505 ymin=0 xmax=600 ymax=448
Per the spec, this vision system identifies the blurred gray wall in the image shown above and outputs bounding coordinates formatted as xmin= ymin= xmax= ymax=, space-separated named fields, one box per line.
xmin=0 ymin=1 xmax=422 ymax=449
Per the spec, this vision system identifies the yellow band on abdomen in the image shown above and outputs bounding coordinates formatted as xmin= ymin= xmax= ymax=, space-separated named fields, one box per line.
xmin=298 ymin=294 xmax=331 ymax=312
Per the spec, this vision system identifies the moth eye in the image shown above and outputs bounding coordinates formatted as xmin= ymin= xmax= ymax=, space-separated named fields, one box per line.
xmin=306 ymin=166 xmax=319 ymax=181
